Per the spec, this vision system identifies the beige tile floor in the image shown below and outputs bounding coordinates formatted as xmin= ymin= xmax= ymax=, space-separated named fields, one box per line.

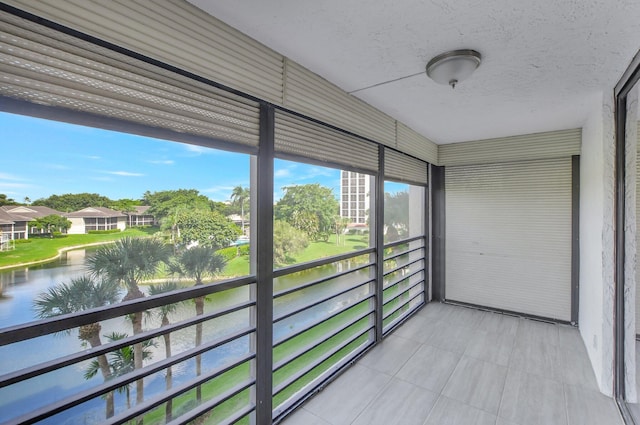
xmin=281 ymin=302 xmax=622 ymax=425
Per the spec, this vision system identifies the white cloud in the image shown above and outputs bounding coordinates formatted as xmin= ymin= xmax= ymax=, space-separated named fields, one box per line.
xmin=91 ymin=176 xmax=114 ymax=182
xmin=0 ymin=182 xmax=32 ymax=189
xmin=106 ymin=171 xmax=145 ymax=177
xmin=274 ymin=168 xmax=291 ymax=178
xmin=148 ymin=159 xmax=174 ymax=165
xmin=201 ymin=185 xmax=235 ymax=194
xmin=86 ymin=155 xmax=101 ymax=160
xmin=0 ymin=172 xmax=24 ymax=181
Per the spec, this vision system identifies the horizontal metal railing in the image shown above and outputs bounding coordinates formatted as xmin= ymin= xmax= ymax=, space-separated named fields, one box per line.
xmin=105 ymin=354 xmax=256 ymax=425
xmin=0 ymin=275 xmax=255 ymax=345
xmin=0 ymin=298 xmax=255 ymax=388
xmin=271 ymin=250 xmax=378 ymax=414
xmin=1 ymin=276 xmax=257 ymax=425
xmin=381 ymin=237 xmax=427 ymax=333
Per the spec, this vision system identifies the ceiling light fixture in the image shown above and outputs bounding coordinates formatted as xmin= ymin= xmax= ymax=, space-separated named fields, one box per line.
xmin=426 ymin=49 xmax=482 ymax=89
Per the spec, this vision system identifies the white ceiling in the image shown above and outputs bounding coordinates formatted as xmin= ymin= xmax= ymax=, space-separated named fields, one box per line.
xmin=189 ymin=0 xmax=640 ymax=144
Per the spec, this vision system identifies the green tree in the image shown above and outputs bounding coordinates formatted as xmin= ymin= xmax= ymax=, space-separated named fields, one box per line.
xmin=384 ymin=190 xmax=409 ymax=242
xmin=171 ymin=246 xmax=227 ymax=403
xmin=0 ymin=193 xmax=18 ymax=206
xmin=143 ymin=189 xmax=211 ymax=222
xmin=148 ymin=281 xmax=180 ymax=422
xmin=31 ymin=193 xmax=112 ymax=212
xmin=230 ymin=186 xmax=250 ymax=234
xmin=273 ymin=220 xmax=309 ymax=266
xmin=87 ymin=237 xmax=171 ymax=415
xmin=274 ymin=184 xmax=338 ymax=240
xmin=34 ymin=276 xmax=120 ymax=418
xmin=173 ymin=209 xmax=239 ymax=249
xmin=110 ymin=198 xmax=143 ymax=214
xmin=29 ymin=214 xmax=72 ymax=234
xmin=85 ymin=332 xmax=156 ymax=411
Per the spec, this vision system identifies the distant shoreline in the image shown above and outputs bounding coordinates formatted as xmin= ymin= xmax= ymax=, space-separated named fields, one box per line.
xmin=0 ymin=241 xmax=116 ymax=272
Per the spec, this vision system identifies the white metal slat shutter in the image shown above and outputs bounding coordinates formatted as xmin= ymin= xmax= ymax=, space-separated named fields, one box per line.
xmin=3 ymin=0 xmax=285 ymax=105
xmin=283 ymin=59 xmax=396 ymax=147
xmin=274 ymin=111 xmax=379 ymax=172
xmin=384 ymin=148 xmax=428 ymax=185
xmin=0 ymin=10 xmax=260 ymax=147
xmin=445 ymin=158 xmax=572 ymax=320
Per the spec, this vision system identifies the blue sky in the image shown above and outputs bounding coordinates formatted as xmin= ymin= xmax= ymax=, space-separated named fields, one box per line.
xmin=1 ymin=112 xmax=410 ymax=203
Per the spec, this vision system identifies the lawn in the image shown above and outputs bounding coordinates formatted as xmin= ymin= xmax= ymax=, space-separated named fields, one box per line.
xmin=0 ymin=227 xmax=159 ymax=269
xmin=221 ymin=233 xmax=370 ymax=278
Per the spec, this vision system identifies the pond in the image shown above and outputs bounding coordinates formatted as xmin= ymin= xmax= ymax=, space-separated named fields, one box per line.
xmin=0 ymin=249 xmax=371 ymax=424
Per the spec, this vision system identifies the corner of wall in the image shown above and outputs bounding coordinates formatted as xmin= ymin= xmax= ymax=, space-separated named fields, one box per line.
xmin=579 ymin=91 xmax=616 ymax=396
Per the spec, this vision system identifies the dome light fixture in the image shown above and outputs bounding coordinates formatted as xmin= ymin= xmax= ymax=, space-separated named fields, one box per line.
xmin=426 ymin=49 xmax=482 ymax=89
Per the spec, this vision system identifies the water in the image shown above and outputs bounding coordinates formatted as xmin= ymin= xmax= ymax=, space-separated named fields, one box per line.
xmin=0 ymin=251 xmax=370 ymax=424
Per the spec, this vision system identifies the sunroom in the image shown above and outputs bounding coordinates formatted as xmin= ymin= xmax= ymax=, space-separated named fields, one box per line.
xmin=1 ymin=1 xmax=640 ymax=424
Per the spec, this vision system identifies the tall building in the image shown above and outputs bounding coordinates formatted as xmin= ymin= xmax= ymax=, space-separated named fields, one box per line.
xmin=340 ymin=171 xmax=370 ymax=224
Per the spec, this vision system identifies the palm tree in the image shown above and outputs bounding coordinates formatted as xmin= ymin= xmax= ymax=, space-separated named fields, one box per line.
xmin=148 ymin=281 xmax=180 ymax=422
xmin=230 ymin=186 xmax=250 ymax=235
xmin=87 ymin=237 xmax=171 ymax=415
xmin=85 ymin=332 xmax=156 ymax=412
xmin=171 ymin=246 xmax=227 ymax=403
xmin=34 ymin=276 xmax=120 ymax=418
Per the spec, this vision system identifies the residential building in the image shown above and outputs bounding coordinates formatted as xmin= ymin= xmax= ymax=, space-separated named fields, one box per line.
xmin=64 ymin=207 xmax=127 ymax=234
xmin=0 ymin=205 xmax=66 ymax=239
xmin=125 ymin=206 xmax=155 ymax=227
xmin=339 ymin=171 xmax=369 ymax=224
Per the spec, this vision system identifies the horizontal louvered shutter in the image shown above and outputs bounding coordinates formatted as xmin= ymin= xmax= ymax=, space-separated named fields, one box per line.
xmin=274 ymin=111 xmax=379 ymax=172
xmin=396 ymin=122 xmax=438 ymax=165
xmin=445 ymin=158 xmax=572 ymax=321
xmin=0 ymin=10 xmax=260 ymax=148
xmin=384 ymin=148 xmax=428 ymax=185
xmin=2 ymin=0 xmax=284 ymax=104
xmin=283 ymin=59 xmax=396 ymax=146
xmin=439 ymin=129 xmax=581 ymax=166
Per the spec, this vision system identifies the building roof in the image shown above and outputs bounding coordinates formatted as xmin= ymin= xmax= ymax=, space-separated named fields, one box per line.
xmin=0 ymin=205 xmax=66 ymax=222
xmin=129 ymin=205 xmax=151 ymax=215
xmin=0 ymin=209 xmax=16 ymax=225
xmin=64 ymin=207 xmax=127 ymax=218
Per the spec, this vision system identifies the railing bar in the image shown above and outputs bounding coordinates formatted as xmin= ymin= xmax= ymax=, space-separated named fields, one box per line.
xmin=383 ymin=280 xmax=425 ymax=306
xmin=382 ymin=235 xmax=424 ymax=249
xmin=273 ymin=310 xmax=374 ymax=372
xmin=273 ymin=295 xmax=375 ymax=347
xmin=383 ymin=292 xmax=425 ymax=320
xmin=383 ymin=268 xmax=424 ymax=290
xmin=0 ymin=276 xmax=256 ymax=345
xmin=273 ymin=279 xmax=373 ymax=323
xmin=383 ymin=245 xmax=424 ymax=262
xmin=273 ymin=263 xmax=372 ymax=299
xmin=5 ymin=326 xmax=255 ymax=425
xmin=383 ymin=303 xmax=425 ymax=336
xmin=382 ymin=258 xmax=424 ymax=277
xmin=166 ymin=379 xmax=256 ymax=425
xmin=272 ymin=326 xmax=373 ymax=396
xmin=105 ymin=353 xmax=256 ymax=425
xmin=273 ymin=248 xmax=375 ymax=278
xmin=221 ymin=404 xmax=256 ymax=425
xmin=0 ymin=299 xmax=256 ymax=388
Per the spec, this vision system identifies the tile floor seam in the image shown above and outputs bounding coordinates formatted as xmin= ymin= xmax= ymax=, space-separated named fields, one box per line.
xmin=496 ymin=319 xmax=520 ymax=422
xmin=346 ymin=364 xmax=395 ymax=425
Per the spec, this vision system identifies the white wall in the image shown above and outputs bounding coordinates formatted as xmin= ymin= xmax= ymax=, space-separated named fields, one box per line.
xmin=579 ymin=91 xmax=616 ymax=396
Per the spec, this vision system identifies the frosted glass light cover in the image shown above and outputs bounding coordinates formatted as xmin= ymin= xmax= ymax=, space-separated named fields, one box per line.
xmin=426 ymin=50 xmax=481 ymax=86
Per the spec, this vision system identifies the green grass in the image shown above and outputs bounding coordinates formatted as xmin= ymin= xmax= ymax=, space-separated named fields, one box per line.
xmin=0 ymin=227 xmax=159 ymax=268
xmin=220 ymin=233 xmax=370 ymax=278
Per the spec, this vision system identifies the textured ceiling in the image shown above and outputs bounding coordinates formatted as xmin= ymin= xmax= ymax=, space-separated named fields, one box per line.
xmin=189 ymin=0 xmax=640 ymax=144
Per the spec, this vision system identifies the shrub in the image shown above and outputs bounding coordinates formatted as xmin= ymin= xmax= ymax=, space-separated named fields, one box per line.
xmin=217 ymin=244 xmax=249 ymax=262
xmin=14 ymin=239 xmax=32 ymax=244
